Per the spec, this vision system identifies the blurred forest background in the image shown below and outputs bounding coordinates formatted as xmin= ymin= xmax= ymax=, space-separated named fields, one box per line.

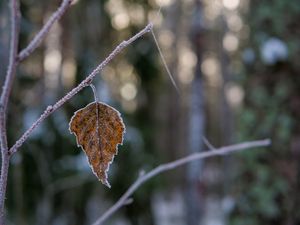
xmin=0 ymin=0 xmax=300 ymax=224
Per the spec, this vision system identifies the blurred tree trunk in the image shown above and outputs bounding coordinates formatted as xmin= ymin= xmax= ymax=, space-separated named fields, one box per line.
xmin=220 ymin=17 xmax=233 ymax=146
xmin=12 ymin=155 xmax=26 ymax=225
xmin=185 ymin=1 xmax=205 ymax=224
xmin=159 ymin=0 xmax=182 ymax=184
xmin=159 ymin=1 xmax=206 ymax=224
xmin=219 ymin=15 xmax=235 ymax=199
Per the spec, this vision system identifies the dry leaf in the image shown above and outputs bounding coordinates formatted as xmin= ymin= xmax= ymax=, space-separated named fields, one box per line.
xmin=69 ymin=102 xmax=125 ymax=187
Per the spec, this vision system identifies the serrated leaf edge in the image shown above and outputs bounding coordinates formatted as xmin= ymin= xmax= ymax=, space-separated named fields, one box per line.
xmin=69 ymin=101 xmax=126 ymax=188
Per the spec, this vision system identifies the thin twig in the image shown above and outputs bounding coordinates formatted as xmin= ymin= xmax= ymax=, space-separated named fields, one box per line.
xmin=0 ymin=0 xmax=20 ymax=223
xmin=18 ymin=0 xmax=73 ymax=61
xmin=9 ymin=23 xmax=153 ymax=155
xmin=91 ymin=139 xmax=271 ymax=225
xmin=47 ymin=174 xmax=94 ymax=195
xmin=202 ymin=136 xmax=216 ymax=150
xmin=150 ymin=29 xmax=179 ymax=93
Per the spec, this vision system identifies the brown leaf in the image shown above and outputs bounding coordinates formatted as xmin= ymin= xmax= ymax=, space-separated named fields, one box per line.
xmin=69 ymin=102 xmax=125 ymax=187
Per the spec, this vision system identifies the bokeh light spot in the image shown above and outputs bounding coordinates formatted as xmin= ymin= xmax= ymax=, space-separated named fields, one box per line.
xmin=121 ymin=83 xmax=137 ymax=101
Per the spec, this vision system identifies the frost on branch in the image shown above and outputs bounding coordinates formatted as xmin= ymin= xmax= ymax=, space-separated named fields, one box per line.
xmin=69 ymin=102 xmax=125 ymax=187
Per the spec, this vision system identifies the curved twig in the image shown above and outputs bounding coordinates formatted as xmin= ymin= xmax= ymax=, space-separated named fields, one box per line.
xmin=91 ymin=139 xmax=271 ymax=225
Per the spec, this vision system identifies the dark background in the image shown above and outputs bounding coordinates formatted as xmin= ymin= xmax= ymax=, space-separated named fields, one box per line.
xmin=0 ymin=0 xmax=299 ymax=224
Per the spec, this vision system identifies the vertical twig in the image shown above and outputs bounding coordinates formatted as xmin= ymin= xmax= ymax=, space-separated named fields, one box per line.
xmin=150 ymin=29 xmax=179 ymax=93
xmin=0 ymin=0 xmax=20 ymax=223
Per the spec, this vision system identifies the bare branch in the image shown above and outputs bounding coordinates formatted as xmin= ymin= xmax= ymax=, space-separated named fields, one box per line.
xmin=18 ymin=0 xmax=73 ymax=61
xmin=0 ymin=0 xmax=21 ymax=223
xmin=9 ymin=23 xmax=153 ymax=155
xmin=91 ymin=139 xmax=271 ymax=225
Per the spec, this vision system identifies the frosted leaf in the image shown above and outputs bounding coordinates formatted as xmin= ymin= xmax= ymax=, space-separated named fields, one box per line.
xmin=69 ymin=102 xmax=125 ymax=187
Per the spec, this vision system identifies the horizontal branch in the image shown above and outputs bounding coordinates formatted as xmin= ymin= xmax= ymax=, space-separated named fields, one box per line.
xmin=9 ymin=23 xmax=153 ymax=155
xmin=18 ymin=0 xmax=73 ymax=61
xmin=92 ymin=139 xmax=271 ymax=225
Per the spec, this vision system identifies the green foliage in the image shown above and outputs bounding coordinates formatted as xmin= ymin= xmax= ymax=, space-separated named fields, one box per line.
xmin=230 ymin=0 xmax=300 ymax=224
